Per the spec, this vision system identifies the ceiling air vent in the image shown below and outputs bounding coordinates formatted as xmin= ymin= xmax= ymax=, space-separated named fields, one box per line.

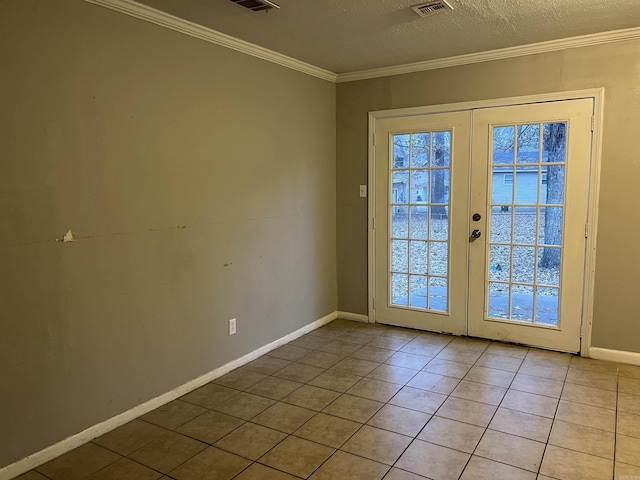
xmin=230 ymin=0 xmax=280 ymax=12
xmin=411 ymin=0 xmax=453 ymax=17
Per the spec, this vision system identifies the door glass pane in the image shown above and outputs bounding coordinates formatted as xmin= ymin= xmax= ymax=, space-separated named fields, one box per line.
xmin=486 ymin=121 xmax=567 ymax=326
xmin=488 ymin=282 xmax=510 ymax=318
xmin=389 ymin=130 xmax=452 ymax=313
xmin=391 ymin=206 xmax=408 ymax=239
xmin=409 ymin=275 xmax=428 ymax=308
xmin=517 ymin=124 xmax=540 ymax=164
xmin=493 ymin=126 xmax=515 ymax=164
xmin=391 ymin=273 xmax=408 ymax=306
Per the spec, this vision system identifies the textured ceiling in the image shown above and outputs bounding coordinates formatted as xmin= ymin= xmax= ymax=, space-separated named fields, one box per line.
xmin=137 ymin=0 xmax=640 ymax=73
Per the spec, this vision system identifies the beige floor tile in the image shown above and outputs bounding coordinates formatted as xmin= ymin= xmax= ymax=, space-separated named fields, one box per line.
xmin=422 ymin=358 xmax=472 ymax=379
xmin=330 ymin=357 xmax=381 ymax=376
xmin=176 ymin=410 xmax=245 ymax=444
xmin=36 ymin=443 xmax=121 ymax=480
xmin=86 ymin=458 xmax=161 ymax=480
xmin=617 ymin=434 xmax=640 ymax=467
xmin=234 ymin=463 xmax=299 ymax=480
xmin=485 ymin=342 xmax=529 ymax=359
xmin=549 ymin=420 xmax=615 ymax=459
xmin=510 ymin=373 xmax=564 ymax=398
xmin=283 ymin=384 xmax=340 ymax=411
xmin=128 ymin=431 xmax=207 ymax=473
xmin=555 ymin=400 xmax=616 ymax=432
xmin=435 ymin=346 xmax=483 ymax=364
xmin=400 ymin=341 xmax=446 ymax=358
xmin=518 ymin=361 xmax=568 ymax=382
xmin=540 ymin=444 xmax=613 ymax=480
xmin=294 ymin=412 xmax=361 ymax=448
xmin=450 ymin=337 xmax=491 ymax=351
xmin=309 ymin=370 xmax=362 ymax=392
xmin=252 ymin=402 xmax=316 ymax=433
xmin=620 ymin=377 xmax=640 ymax=396
xmin=213 ymin=368 xmax=267 ymax=390
xmin=395 ymin=439 xmax=470 ymax=480
xmin=341 ymin=425 xmax=412 ymax=465
xmin=368 ymin=364 xmax=419 ymax=385
xmin=451 ymin=380 xmax=507 ymax=406
xmin=215 ymin=422 xmax=286 ymax=460
xmin=169 ymin=447 xmax=250 ymax=480
xmin=389 ymin=386 xmax=447 ymax=414
xmin=615 ymin=462 xmax=640 ymax=479
xmin=619 ymin=412 xmax=640 ymax=438
xmin=244 ymin=355 xmax=291 ymax=375
xmin=269 ymin=344 xmax=311 ymax=361
xmin=565 ymin=368 xmax=618 ymax=391
xmin=436 ymin=396 xmax=497 ymax=427
xmin=367 ymin=404 xmax=431 ymax=437
xmin=475 ymin=430 xmax=545 ymax=472
xmin=14 ymin=472 xmax=49 ymax=480
xmin=385 ymin=352 xmax=432 ymax=370
xmin=179 ymin=383 xmax=239 ymax=409
xmin=322 ymin=394 xmax=383 ymax=423
xmin=489 ymin=407 xmax=552 ymax=442
xmin=525 ymin=350 xmax=572 ymax=367
xmin=141 ymin=400 xmax=207 ymax=430
xmin=213 ymin=392 xmax=276 ymax=420
xmin=319 ymin=340 xmax=362 ymax=356
xmin=382 ymin=468 xmax=427 ymax=480
xmin=418 ymin=416 xmax=484 ymax=453
xmin=460 ymin=455 xmax=536 ymax=480
xmin=347 ymin=377 xmax=403 ymax=402
xmin=289 ymin=334 xmax=332 ymax=351
xmin=501 ymin=389 xmax=559 ymax=418
xmin=272 ymin=362 xmax=325 ymax=383
xmin=561 ymin=382 xmax=617 ymax=409
xmin=259 ymin=436 xmax=335 ymax=478
xmin=620 ymin=393 xmax=640 ymax=416
xmin=310 ymin=451 xmax=389 ymax=480
xmin=93 ymin=419 xmax=166 ymax=456
xmin=367 ymin=336 xmax=411 ymax=351
xmin=351 ymin=346 xmax=395 ymax=363
xmin=380 ymin=329 xmax=418 ymax=341
xmin=246 ymin=376 xmax=303 ymax=400
xmin=476 ymin=352 xmax=524 ymax=372
xmin=619 ymin=364 xmax=640 ymax=380
xmin=465 ymin=365 xmax=516 ymax=388
xmin=297 ymin=350 xmax=344 ymax=369
xmin=569 ymin=356 xmax=618 ymax=375
xmin=406 ymin=371 xmax=460 ymax=395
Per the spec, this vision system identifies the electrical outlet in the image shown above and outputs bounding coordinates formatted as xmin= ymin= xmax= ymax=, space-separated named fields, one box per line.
xmin=229 ymin=318 xmax=237 ymax=335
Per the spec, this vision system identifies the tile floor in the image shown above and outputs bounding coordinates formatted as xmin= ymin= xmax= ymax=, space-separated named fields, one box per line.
xmin=16 ymin=319 xmax=640 ymax=480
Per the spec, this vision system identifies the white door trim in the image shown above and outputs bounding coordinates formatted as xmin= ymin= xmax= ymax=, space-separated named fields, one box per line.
xmin=368 ymin=88 xmax=604 ymax=356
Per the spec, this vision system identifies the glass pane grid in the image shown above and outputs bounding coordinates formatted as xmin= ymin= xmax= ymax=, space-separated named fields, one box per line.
xmin=487 ymin=121 xmax=566 ymax=327
xmin=389 ymin=131 xmax=451 ymax=313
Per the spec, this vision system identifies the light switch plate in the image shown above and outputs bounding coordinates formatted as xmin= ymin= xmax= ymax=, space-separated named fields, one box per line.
xmin=359 ymin=185 xmax=367 ymax=198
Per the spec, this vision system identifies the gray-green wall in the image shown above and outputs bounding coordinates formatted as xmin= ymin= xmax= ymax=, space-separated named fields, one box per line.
xmin=336 ymin=39 xmax=640 ymax=353
xmin=0 ymin=0 xmax=336 ymax=468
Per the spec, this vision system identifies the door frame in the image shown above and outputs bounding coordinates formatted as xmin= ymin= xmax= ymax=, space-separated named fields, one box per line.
xmin=367 ymin=88 xmax=605 ymax=357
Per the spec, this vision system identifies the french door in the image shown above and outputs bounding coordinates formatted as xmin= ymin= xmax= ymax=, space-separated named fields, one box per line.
xmin=372 ymin=99 xmax=594 ymax=352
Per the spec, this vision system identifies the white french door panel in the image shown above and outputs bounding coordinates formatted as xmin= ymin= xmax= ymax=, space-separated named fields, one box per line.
xmin=468 ymin=99 xmax=593 ymax=352
xmin=373 ymin=111 xmax=471 ymax=335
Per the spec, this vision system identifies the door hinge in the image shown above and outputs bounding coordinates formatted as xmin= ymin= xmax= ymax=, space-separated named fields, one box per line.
xmin=373 ymin=133 xmax=377 ymax=146
xmin=591 ymin=116 xmax=595 ymax=132
xmin=372 ymin=297 xmax=376 ymax=309
xmin=585 ymin=223 xmax=589 ymax=238
xmin=372 ymin=217 xmax=376 ymax=230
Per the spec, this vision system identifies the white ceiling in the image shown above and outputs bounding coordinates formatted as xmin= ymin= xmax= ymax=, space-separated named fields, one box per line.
xmin=137 ymin=0 xmax=640 ymax=73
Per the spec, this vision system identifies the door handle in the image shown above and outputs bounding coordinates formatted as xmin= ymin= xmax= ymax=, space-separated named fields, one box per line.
xmin=469 ymin=229 xmax=482 ymax=242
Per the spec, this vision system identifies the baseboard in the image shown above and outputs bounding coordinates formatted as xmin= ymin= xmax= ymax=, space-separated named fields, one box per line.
xmin=337 ymin=311 xmax=369 ymax=323
xmin=0 ymin=311 xmax=338 ymax=480
xmin=589 ymin=347 xmax=640 ymax=366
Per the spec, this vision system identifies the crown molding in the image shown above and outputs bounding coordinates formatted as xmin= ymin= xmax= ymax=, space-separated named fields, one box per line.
xmin=83 ymin=0 xmax=337 ymax=82
xmin=336 ymin=27 xmax=640 ymax=83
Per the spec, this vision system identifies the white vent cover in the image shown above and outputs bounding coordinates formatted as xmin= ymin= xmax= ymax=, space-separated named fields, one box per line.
xmin=411 ymin=0 xmax=453 ymax=17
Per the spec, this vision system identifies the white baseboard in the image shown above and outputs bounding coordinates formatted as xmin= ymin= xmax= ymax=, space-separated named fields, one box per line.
xmin=0 ymin=311 xmax=338 ymax=480
xmin=337 ymin=311 xmax=369 ymax=323
xmin=589 ymin=347 xmax=640 ymax=366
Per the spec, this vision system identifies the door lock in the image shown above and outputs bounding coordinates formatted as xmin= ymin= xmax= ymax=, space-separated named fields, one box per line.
xmin=469 ymin=229 xmax=482 ymax=242
xmin=472 ymin=213 xmax=482 ymax=221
